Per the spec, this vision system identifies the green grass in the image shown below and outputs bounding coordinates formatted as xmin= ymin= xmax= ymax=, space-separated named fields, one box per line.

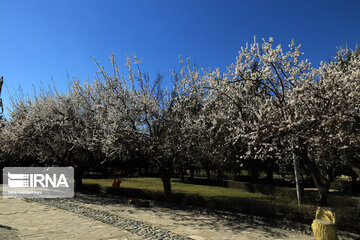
xmin=83 ymin=178 xmax=276 ymax=201
xmin=84 ymin=177 xmax=276 ymax=200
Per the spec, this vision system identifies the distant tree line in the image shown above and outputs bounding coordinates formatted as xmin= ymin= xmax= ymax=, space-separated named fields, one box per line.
xmin=1 ymin=37 xmax=359 ymax=206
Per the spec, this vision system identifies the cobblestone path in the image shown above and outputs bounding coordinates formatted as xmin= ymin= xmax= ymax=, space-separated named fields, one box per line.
xmin=1 ymin=185 xmax=359 ymax=240
xmin=0 ymin=196 xmax=141 ymax=240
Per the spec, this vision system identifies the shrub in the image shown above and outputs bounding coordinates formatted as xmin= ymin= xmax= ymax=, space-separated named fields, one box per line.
xmin=336 ymin=206 xmax=360 ymax=233
xmin=330 ymin=179 xmax=346 ymax=191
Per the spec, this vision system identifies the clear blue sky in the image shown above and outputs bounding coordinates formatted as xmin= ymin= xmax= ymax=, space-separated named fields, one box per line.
xmin=1 ymin=0 xmax=359 ymax=117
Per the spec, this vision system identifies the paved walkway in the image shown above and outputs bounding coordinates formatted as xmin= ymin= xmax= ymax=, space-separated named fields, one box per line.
xmin=0 ymin=185 xmax=315 ymax=240
xmin=61 ymin=193 xmax=312 ymax=240
xmin=0 ymin=196 xmax=142 ymax=240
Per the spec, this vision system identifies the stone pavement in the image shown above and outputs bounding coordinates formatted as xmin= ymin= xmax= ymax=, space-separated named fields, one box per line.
xmin=0 ymin=196 xmax=142 ymax=240
xmin=59 ymin=193 xmax=313 ymax=240
xmin=0 ymin=183 xmax=315 ymax=240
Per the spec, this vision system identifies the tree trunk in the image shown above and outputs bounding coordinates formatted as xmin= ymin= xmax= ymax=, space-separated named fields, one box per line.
xmin=159 ymin=168 xmax=171 ymax=196
xmin=301 ymin=153 xmax=329 ymax=206
xmin=180 ymin=168 xmax=185 ymax=182
xmin=299 ymin=171 xmax=305 ymax=197
xmin=74 ymin=167 xmax=84 ymax=189
xmin=216 ymin=168 xmax=224 ymax=181
xmin=351 ymin=171 xmax=357 ymax=182
xmin=190 ymin=167 xmax=194 ymax=181
xmin=206 ymin=168 xmax=211 ymax=180
xmin=352 ymin=167 xmax=360 ymax=179
xmin=250 ymin=166 xmax=259 ymax=184
xmin=328 ymin=168 xmax=334 ymax=182
xmin=266 ymin=169 xmax=273 ymax=182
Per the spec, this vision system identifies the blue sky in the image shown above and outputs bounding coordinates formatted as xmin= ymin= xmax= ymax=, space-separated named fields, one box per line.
xmin=1 ymin=0 xmax=360 ymax=117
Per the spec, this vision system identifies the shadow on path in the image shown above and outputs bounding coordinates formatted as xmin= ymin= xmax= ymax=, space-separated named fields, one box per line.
xmin=68 ymin=192 xmax=308 ymax=239
xmin=0 ymin=224 xmax=20 ymax=240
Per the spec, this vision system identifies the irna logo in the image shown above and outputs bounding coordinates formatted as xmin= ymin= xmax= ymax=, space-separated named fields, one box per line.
xmin=8 ymin=172 xmax=69 ymax=188
xmin=3 ymin=167 xmax=74 ymax=198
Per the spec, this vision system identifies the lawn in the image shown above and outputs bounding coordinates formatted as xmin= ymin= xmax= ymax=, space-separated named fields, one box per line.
xmin=83 ymin=177 xmax=276 ymax=201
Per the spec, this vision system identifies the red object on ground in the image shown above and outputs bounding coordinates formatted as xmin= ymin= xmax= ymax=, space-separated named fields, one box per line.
xmin=112 ymin=178 xmax=121 ymax=188
xmin=347 ymin=178 xmax=351 ymax=182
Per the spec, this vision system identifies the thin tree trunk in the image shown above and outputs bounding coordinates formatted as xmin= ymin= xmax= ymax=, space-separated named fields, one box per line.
xmin=266 ymin=169 xmax=273 ymax=182
xmin=352 ymin=167 xmax=360 ymax=179
xmin=216 ymin=168 xmax=224 ymax=181
xmin=299 ymin=170 xmax=305 ymax=197
xmin=74 ymin=167 xmax=84 ymax=189
xmin=328 ymin=168 xmax=334 ymax=182
xmin=351 ymin=171 xmax=357 ymax=182
xmin=159 ymin=168 xmax=171 ymax=196
xmin=190 ymin=167 xmax=194 ymax=181
xmin=250 ymin=166 xmax=259 ymax=184
xmin=180 ymin=168 xmax=185 ymax=182
xmin=206 ymin=168 xmax=211 ymax=180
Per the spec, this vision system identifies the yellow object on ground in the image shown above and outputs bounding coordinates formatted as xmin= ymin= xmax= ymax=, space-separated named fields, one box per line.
xmin=311 ymin=207 xmax=337 ymax=240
